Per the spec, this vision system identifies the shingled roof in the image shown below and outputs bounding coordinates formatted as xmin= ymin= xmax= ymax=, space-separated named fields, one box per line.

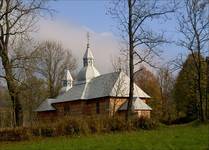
xmin=119 ymin=97 xmax=152 ymax=111
xmin=35 ymin=71 xmax=151 ymax=112
xmin=35 ymin=99 xmax=56 ymax=112
xmin=36 ymin=40 xmax=151 ymax=112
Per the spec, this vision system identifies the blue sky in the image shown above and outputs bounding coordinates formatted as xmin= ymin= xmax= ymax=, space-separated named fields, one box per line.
xmin=37 ymin=0 xmax=186 ymax=73
xmin=49 ymin=0 xmax=115 ymax=32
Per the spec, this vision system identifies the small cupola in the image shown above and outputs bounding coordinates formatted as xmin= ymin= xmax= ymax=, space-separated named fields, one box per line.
xmin=60 ymin=69 xmax=73 ymax=94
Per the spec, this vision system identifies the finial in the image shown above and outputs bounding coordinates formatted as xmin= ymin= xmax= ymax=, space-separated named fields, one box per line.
xmin=87 ymin=32 xmax=90 ymax=48
xmin=118 ymin=57 xmax=122 ymax=72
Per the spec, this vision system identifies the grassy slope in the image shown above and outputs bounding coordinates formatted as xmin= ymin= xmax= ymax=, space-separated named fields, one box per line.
xmin=0 ymin=124 xmax=208 ymax=150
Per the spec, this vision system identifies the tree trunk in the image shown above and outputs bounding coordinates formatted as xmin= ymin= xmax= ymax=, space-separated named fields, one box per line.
xmin=197 ymin=41 xmax=205 ymax=122
xmin=0 ymin=48 xmax=23 ymax=127
xmin=195 ymin=63 xmax=204 ymax=121
xmin=206 ymin=57 xmax=209 ymax=119
xmin=126 ymin=0 xmax=134 ymax=122
xmin=15 ymin=97 xmax=23 ymax=126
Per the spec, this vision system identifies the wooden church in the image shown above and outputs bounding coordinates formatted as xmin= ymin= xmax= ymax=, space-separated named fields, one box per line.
xmin=35 ymin=38 xmax=152 ymax=120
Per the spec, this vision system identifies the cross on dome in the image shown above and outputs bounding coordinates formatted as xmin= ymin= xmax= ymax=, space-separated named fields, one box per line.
xmin=87 ymin=32 xmax=90 ymax=48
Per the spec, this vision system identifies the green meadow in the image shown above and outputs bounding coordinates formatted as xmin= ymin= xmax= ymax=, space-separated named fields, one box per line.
xmin=0 ymin=123 xmax=208 ymax=150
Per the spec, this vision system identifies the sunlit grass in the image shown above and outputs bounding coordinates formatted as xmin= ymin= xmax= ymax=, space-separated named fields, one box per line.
xmin=0 ymin=123 xmax=208 ymax=150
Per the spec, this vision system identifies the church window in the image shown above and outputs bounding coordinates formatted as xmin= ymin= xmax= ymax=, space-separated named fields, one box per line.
xmin=96 ymin=101 xmax=100 ymax=114
xmin=63 ymin=80 xmax=67 ymax=86
xmin=64 ymin=105 xmax=70 ymax=115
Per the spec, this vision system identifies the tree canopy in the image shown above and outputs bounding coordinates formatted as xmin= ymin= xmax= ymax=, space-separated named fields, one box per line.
xmin=173 ymin=53 xmax=207 ymax=120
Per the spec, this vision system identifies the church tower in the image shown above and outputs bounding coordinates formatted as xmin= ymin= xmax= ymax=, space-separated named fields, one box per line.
xmin=77 ymin=33 xmax=100 ymax=82
xmin=83 ymin=34 xmax=94 ymax=67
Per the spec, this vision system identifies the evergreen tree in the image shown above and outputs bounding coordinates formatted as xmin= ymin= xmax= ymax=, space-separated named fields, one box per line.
xmin=173 ymin=53 xmax=207 ymax=120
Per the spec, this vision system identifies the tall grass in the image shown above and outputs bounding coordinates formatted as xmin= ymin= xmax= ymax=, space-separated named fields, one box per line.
xmin=0 ymin=116 xmax=158 ymax=141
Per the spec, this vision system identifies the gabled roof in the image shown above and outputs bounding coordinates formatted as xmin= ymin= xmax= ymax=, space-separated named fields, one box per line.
xmin=110 ymin=72 xmax=151 ymax=98
xmin=54 ymin=71 xmax=119 ymax=103
xmin=35 ymin=99 xmax=56 ymax=112
xmin=36 ymin=71 xmax=151 ymax=112
xmin=119 ymin=97 xmax=152 ymax=111
xmin=63 ymin=70 xmax=73 ymax=81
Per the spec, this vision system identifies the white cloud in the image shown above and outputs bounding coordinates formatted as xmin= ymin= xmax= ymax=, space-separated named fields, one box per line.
xmin=34 ymin=19 xmax=121 ymax=74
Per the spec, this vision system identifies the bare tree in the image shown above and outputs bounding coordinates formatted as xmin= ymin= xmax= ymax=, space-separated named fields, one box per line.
xmin=109 ymin=0 xmax=175 ymax=121
xmin=0 ymin=0 xmax=51 ymax=126
xmin=177 ymin=0 xmax=209 ymax=121
xmin=206 ymin=57 xmax=209 ymax=119
xmin=33 ymin=41 xmax=77 ymax=98
xmin=111 ymin=55 xmax=130 ymax=74
xmin=110 ymin=56 xmax=128 ymax=117
xmin=157 ymin=66 xmax=175 ymax=123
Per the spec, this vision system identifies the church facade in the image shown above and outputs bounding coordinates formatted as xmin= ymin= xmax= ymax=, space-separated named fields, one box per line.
xmin=35 ymin=41 xmax=152 ymax=120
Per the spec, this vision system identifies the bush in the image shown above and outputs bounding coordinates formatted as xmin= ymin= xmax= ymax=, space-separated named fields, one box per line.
xmin=0 ymin=116 xmax=158 ymax=141
xmin=134 ymin=117 xmax=158 ymax=130
xmin=40 ymin=126 xmax=55 ymax=137
xmin=105 ymin=117 xmax=128 ymax=132
xmin=170 ymin=117 xmax=196 ymax=125
xmin=31 ymin=124 xmax=56 ymax=137
xmin=0 ymin=127 xmax=30 ymax=141
xmin=86 ymin=116 xmax=111 ymax=133
xmin=62 ymin=118 xmax=81 ymax=135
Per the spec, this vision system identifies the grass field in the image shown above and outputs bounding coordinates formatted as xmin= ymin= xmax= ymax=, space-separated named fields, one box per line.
xmin=0 ymin=123 xmax=208 ymax=150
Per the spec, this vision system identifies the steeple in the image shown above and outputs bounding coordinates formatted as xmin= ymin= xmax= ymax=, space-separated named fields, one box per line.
xmin=77 ymin=33 xmax=100 ymax=82
xmin=83 ymin=32 xmax=94 ymax=67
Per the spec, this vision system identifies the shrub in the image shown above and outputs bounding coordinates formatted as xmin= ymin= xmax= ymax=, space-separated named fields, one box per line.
xmin=0 ymin=127 xmax=30 ymax=141
xmin=40 ymin=126 xmax=55 ymax=137
xmin=134 ymin=117 xmax=158 ymax=130
xmin=105 ymin=117 xmax=127 ymax=132
xmin=63 ymin=118 xmax=80 ymax=135
xmin=170 ymin=117 xmax=196 ymax=125
xmin=0 ymin=116 xmax=158 ymax=141
xmin=86 ymin=116 xmax=106 ymax=133
xmin=54 ymin=117 xmax=89 ymax=136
